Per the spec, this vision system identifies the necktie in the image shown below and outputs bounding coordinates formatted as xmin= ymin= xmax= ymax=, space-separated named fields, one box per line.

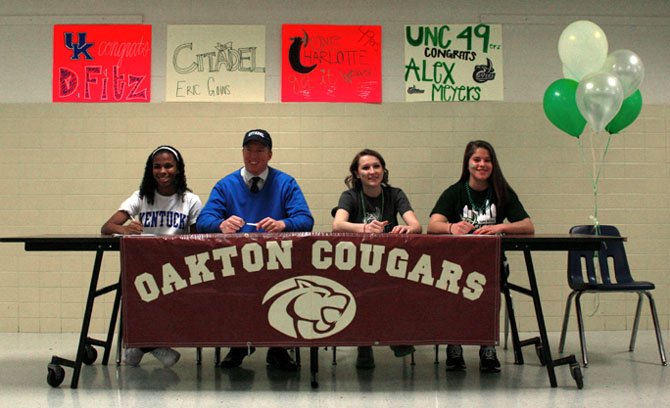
xmin=250 ymin=176 xmax=261 ymax=193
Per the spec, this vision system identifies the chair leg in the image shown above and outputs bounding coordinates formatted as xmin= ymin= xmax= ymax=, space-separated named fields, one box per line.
xmin=629 ymin=292 xmax=645 ymax=352
xmin=643 ymin=291 xmax=668 ymax=366
xmin=434 ymin=345 xmax=439 ymax=364
xmin=215 ymin=347 xmax=221 ymax=365
xmin=502 ymin=259 xmax=510 ymax=350
xmin=503 ymin=300 xmax=509 ymax=350
xmin=575 ymin=292 xmax=589 ymax=367
xmin=558 ymin=291 xmax=577 ymax=354
xmin=294 ymin=347 xmax=301 ymax=366
xmin=196 ymin=347 xmax=202 ymax=365
xmin=332 ymin=346 xmax=337 ymax=365
xmin=116 ymin=306 xmax=123 ymax=365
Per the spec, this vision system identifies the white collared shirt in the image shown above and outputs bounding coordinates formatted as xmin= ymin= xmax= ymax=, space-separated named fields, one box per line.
xmin=240 ymin=167 xmax=269 ymax=191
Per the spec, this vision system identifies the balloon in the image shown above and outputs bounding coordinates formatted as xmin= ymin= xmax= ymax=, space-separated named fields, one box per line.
xmin=602 ymin=49 xmax=644 ymax=97
xmin=606 ymin=90 xmax=642 ymax=134
xmin=543 ymin=79 xmax=586 ymax=137
xmin=576 ymin=71 xmax=624 ymax=133
xmin=558 ymin=20 xmax=608 ymax=81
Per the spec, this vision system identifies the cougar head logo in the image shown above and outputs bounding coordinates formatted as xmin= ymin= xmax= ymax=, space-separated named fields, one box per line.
xmin=262 ymin=276 xmax=356 ymax=339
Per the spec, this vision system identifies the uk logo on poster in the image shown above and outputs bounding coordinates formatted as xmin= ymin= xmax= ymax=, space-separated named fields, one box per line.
xmin=52 ymin=25 xmax=152 ymax=103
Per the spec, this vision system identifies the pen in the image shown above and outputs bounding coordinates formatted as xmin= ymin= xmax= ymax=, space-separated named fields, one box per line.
xmin=246 ymin=222 xmax=258 ymax=227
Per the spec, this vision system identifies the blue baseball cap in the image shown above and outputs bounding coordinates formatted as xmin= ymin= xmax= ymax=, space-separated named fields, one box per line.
xmin=242 ymin=129 xmax=272 ymax=150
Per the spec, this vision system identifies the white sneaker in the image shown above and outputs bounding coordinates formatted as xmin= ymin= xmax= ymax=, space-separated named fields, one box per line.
xmin=151 ymin=348 xmax=181 ymax=368
xmin=125 ymin=348 xmax=145 ymax=367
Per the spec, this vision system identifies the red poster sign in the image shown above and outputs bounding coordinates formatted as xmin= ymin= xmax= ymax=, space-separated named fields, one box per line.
xmin=281 ymin=24 xmax=382 ymax=103
xmin=52 ymin=25 xmax=151 ymax=102
xmin=122 ymin=233 xmax=500 ymax=348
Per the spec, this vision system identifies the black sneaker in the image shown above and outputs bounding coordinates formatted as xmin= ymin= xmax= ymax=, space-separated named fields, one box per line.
xmin=220 ymin=347 xmax=255 ymax=368
xmin=446 ymin=344 xmax=466 ymax=371
xmin=356 ymin=346 xmax=375 ymax=369
xmin=390 ymin=345 xmax=415 ymax=358
xmin=266 ymin=347 xmax=298 ymax=371
xmin=479 ymin=346 xmax=501 ymax=373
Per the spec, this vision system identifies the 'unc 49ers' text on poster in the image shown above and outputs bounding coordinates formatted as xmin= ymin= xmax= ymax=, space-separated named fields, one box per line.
xmin=53 ymin=25 xmax=151 ymax=103
xmin=122 ymin=233 xmax=500 ymax=347
xmin=404 ymin=24 xmax=503 ymax=102
xmin=281 ymin=24 xmax=382 ymax=103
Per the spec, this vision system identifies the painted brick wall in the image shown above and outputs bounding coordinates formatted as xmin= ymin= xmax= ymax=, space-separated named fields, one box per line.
xmin=0 ymin=102 xmax=667 ymax=334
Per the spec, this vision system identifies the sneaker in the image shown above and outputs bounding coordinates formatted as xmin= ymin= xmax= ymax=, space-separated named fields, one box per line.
xmin=220 ymin=347 xmax=255 ymax=368
xmin=390 ymin=345 xmax=416 ymax=358
xmin=150 ymin=348 xmax=181 ymax=368
xmin=479 ymin=346 xmax=501 ymax=373
xmin=125 ymin=348 xmax=145 ymax=367
xmin=446 ymin=344 xmax=466 ymax=371
xmin=266 ymin=347 xmax=298 ymax=371
xmin=355 ymin=346 xmax=375 ymax=369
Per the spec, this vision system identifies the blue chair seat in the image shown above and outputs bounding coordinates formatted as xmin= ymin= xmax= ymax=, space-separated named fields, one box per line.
xmin=571 ymin=281 xmax=655 ymax=292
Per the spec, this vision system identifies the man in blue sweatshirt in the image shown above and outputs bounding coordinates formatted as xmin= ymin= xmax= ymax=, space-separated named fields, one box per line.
xmin=196 ymin=129 xmax=314 ymax=371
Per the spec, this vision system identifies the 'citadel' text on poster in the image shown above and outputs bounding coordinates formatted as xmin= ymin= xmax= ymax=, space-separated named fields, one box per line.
xmin=166 ymin=25 xmax=266 ymax=102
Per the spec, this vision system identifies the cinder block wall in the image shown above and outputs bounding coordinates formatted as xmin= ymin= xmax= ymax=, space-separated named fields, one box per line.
xmin=0 ymin=102 xmax=668 ymax=334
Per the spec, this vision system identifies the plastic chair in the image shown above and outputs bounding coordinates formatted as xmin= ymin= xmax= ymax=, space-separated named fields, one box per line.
xmin=558 ymin=225 xmax=667 ymax=367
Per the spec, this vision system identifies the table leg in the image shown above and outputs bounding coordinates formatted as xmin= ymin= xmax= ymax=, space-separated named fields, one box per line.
xmin=101 ymin=275 xmax=122 ymax=365
xmin=46 ymin=248 xmax=121 ymax=388
xmin=522 ymin=250 xmax=583 ymax=389
xmin=310 ymin=347 xmax=319 ymax=388
xmin=501 ymin=282 xmax=524 ymax=364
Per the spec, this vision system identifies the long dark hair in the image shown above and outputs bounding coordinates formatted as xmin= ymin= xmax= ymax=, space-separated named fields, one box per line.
xmin=344 ymin=148 xmax=390 ymax=190
xmin=139 ymin=145 xmax=190 ymax=204
xmin=458 ymin=140 xmax=514 ymax=212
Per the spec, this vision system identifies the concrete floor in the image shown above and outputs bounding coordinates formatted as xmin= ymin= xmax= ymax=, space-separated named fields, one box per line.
xmin=0 ymin=330 xmax=667 ymax=407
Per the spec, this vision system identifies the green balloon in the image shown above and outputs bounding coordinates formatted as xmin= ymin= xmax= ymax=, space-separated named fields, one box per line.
xmin=543 ymin=79 xmax=587 ymax=138
xmin=606 ymin=90 xmax=642 ymax=134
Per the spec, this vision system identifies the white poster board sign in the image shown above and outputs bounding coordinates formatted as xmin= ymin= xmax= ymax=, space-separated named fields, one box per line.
xmin=404 ymin=24 xmax=503 ymax=102
xmin=166 ymin=25 xmax=265 ymax=102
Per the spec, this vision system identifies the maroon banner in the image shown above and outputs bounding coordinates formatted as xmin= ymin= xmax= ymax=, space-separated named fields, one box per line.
xmin=121 ymin=233 xmax=500 ymax=347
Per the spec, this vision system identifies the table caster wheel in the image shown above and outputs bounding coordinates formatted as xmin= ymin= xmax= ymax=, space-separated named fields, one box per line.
xmin=82 ymin=345 xmax=98 ymax=365
xmin=535 ymin=343 xmax=546 ymax=366
xmin=570 ymin=363 xmax=584 ymax=389
xmin=47 ymin=364 xmax=65 ymax=387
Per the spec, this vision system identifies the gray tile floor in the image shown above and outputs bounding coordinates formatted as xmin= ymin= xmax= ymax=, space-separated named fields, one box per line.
xmin=0 ymin=331 xmax=667 ymax=407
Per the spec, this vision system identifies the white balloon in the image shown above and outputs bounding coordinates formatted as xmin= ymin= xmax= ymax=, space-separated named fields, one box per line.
xmin=576 ymin=71 xmax=624 ymax=133
xmin=559 ymin=20 xmax=608 ymax=81
xmin=602 ymin=49 xmax=645 ymax=97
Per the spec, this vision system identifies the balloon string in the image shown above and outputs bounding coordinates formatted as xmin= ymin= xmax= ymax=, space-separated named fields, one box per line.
xmin=588 ymin=130 xmax=599 ymax=229
xmin=577 ymin=135 xmax=594 ymax=225
xmin=585 ymin=130 xmax=612 ymax=234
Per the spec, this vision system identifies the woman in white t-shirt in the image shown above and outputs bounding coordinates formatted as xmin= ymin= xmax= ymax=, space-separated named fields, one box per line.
xmin=101 ymin=145 xmax=202 ymax=368
xmin=102 ymin=145 xmax=201 ymax=236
